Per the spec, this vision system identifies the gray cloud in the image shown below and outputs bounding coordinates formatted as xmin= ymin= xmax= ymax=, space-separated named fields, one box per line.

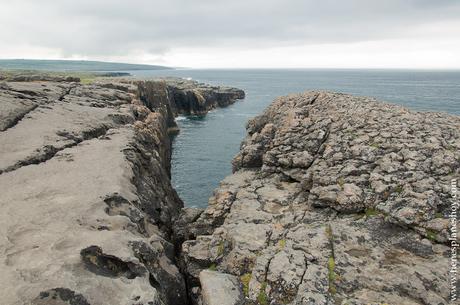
xmin=1 ymin=0 xmax=459 ymax=57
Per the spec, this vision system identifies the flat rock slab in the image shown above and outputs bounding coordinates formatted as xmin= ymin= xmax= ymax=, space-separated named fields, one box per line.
xmin=0 ymin=127 xmax=162 ymax=305
xmin=0 ymin=81 xmax=166 ymax=305
xmin=199 ymin=270 xmax=244 ymax=305
xmin=0 ymin=81 xmax=69 ymax=131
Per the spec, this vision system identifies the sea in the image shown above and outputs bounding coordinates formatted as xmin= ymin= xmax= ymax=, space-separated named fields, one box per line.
xmin=124 ymin=69 xmax=460 ymax=208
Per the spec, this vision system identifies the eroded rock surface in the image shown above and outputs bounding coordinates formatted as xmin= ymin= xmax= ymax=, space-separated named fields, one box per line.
xmin=199 ymin=270 xmax=244 ymax=305
xmin=0 ymin=78 xmax=243 ymax=305
xmin=162 ymin=78 xmax=245 ymax=116
xmin=180 ymin=92 xmax=458 ymax=305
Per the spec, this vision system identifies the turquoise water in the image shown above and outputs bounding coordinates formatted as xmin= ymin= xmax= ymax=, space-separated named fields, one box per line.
xmin=127 ymin=69 xmax=460 ymax=208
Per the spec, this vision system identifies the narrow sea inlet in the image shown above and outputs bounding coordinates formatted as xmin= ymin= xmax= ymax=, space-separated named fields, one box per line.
xmin=130 ymin=69 xmax=460 ymax=207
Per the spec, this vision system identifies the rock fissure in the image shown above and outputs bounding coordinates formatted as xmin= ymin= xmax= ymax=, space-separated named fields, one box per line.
xmin=58 ymin=84 xmax=76 ymax=101
xmin=1 ymin=103 xmax=39 ymax=131
xmin=0 ymin=124 xmax=112 ymax=175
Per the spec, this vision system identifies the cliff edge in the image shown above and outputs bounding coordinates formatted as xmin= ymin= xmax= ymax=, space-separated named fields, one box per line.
xmin=0 ymin=77 xmax=243 ymax=305
xmin=181 ymin=91 xmax=459 ymax=305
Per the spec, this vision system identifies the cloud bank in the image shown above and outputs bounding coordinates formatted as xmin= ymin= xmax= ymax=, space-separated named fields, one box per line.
xmin=0 ymin=0 xmax=459 ymax=68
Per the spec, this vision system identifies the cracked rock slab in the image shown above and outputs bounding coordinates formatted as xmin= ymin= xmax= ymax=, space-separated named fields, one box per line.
xmin=0 ymin=78 xmax=245 ymax=305
xmin=199 ymin=270 xmax=244 ymax=305
xmin=181 ymin=91 xmax=458 ymax=305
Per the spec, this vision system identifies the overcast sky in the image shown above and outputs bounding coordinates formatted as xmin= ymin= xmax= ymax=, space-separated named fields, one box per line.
xmin=0 ymin=0 xmax=459 ymax=68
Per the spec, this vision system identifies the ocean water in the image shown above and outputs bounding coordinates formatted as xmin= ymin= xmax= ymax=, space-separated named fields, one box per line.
xmin=127 ymin=69 xmax=460 ymax=208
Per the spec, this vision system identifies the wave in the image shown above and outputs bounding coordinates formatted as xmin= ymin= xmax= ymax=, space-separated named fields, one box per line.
xmin=175 ymin=116 xmax=187 ymax=121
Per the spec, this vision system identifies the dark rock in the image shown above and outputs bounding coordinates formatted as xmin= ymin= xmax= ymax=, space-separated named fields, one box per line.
xmin=33 ymin=288 xmax=91 ymax=305
xmin=172 ymin=207 xmax=204 ymax=247
xmin=163 ymin=78 xmax=245 ymax=115
xmin=131 ymin=240 xmax=187 ymax=305
xmin=80 ymin=245 xmax=146 ymax=278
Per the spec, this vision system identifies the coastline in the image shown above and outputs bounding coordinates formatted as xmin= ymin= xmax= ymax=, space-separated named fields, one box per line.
xmin=0 ymin=74 xmax=457 ymax=305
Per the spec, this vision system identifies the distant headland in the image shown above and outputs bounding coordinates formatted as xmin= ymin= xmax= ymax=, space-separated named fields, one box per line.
xmin=0 ymin=59 xmax=172 ymax=71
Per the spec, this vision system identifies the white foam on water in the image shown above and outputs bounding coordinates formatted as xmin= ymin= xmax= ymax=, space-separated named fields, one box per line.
xmin=175 ymin=116 xmax=187 ymax=121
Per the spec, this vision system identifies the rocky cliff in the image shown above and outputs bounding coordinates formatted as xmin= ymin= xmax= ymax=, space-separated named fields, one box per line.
xmin=0 ymin=77 xmax=243 ymax=305
xmin=163 ymin=78 xmax=245 ymax=116
xmin=180 ymin=92 xmax=459 ymax=305
xmin=1 ymin=79 xmax=457 ymax=305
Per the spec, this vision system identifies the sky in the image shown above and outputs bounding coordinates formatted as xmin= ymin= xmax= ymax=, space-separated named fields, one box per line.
xmin=0 ymin=0 xmax=459 ymax=69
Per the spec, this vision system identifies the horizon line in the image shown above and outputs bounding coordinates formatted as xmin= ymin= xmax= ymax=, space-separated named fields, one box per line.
xmin=0 ymin=58 xmax=459 ymax=71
